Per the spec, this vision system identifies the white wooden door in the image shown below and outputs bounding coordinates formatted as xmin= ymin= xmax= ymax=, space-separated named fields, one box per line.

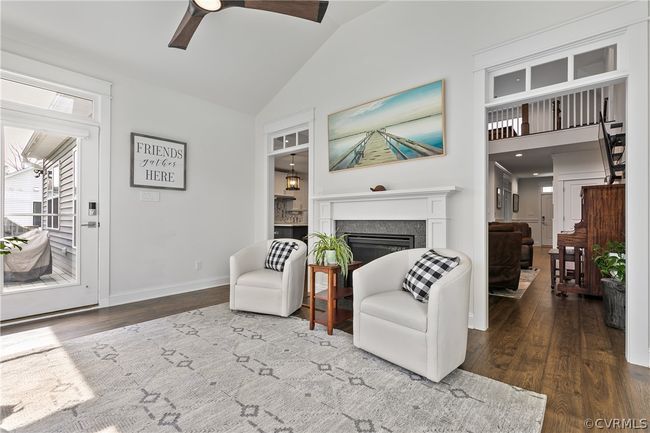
xmin=1 ymin=110 xmax=99 ymax=321
xmin=562 ymin=178 xmax=603 ymax=231
xmin=540 ymin=193 xmax=554 ymax=246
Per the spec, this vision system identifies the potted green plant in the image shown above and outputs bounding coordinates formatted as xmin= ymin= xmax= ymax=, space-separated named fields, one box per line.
xmin=593 ymin=241 xmax=625 ymax=330
xmin=0 ymin=236 xmax=27 ymax=255
xmin=309 ymin=232 xmax=353 ymax=277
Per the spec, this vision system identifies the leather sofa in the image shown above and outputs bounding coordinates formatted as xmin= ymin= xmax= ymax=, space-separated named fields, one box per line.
xmin=488 ymin=224 xmax=521 ymax=290
xmin=352 ymin=248 xmax=472 ymax=382
xmin=490 ymin=222 xmax=534 ymax=268
xmin=229 ymin=238 xmax=307 ymax=317
xmin=510 ymin=222 xmax=534 ymax=268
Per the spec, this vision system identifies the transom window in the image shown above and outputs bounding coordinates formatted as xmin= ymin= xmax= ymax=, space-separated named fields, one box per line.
xmin=491 ymin=43 xmax=619 ymax=100
xmin=272 ymin=128 xmax=309 ymax=152
xmin=0 ymin=78 xmax=94 ymax=119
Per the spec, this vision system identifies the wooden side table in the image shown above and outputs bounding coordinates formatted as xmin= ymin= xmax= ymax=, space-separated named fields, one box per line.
xmin=308 ymin=261 xmax=363 ymax=335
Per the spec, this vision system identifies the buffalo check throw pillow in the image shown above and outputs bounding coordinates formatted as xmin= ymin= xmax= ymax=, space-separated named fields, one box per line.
xmin=403 ymin=250 xmax=460 ymax=303
xmin=264 ymin=240 xmax=298 ymax=272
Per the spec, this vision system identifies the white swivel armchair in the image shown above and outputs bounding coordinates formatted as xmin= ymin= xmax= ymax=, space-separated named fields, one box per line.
xmin=353 ymin=248 xmax=472 ymax=382
xmin=230 ymin=239 xmax=307 ymax=317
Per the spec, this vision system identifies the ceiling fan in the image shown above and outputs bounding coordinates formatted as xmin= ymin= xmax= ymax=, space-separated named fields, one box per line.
xmin=169 ymin=0 xmax=330 ymax=50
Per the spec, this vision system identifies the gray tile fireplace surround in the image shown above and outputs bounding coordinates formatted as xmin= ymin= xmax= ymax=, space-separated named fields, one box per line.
xmin=335 ymin=220 xmax=427 ymax=248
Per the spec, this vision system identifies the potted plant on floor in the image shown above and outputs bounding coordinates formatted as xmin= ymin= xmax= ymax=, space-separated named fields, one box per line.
xmin=309 ymin=232 xmax=353 ymax=277
xmin=592 ymin=241 xmax=626 ymax=330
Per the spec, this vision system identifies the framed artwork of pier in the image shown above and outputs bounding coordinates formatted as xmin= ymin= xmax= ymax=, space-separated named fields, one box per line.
xmin=327 ymin=79 xmax=446 ymax=172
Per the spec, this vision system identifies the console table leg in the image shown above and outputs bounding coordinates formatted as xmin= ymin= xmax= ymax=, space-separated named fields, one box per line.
xmin=327 ymin=270 xmax=334 ymax=335
xmin=309 ymin=268 xmax=315 ymax=330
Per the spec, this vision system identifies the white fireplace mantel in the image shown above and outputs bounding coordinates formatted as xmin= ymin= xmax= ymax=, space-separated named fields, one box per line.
xmin=313 ymin=186 xmax=460 ymax=248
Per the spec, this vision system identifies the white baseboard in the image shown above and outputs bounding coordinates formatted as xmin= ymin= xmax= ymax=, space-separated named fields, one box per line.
xmin=108 ymin=276 xmax=229 ymax=307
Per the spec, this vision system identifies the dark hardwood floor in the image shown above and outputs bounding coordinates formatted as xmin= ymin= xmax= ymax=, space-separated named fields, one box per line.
xmin=2 ymin=247 xmax=648 ymax=433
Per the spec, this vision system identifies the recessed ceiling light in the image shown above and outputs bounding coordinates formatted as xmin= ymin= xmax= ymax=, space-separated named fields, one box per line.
xmin=515 ymin=153 xmax=523 ymax=157
xmin=533 ymin=172 xmax=539 ymax=176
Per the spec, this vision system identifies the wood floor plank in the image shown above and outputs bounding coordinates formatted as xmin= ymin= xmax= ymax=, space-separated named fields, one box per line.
xmin=2 ymin=246 xmax=648 ymax=433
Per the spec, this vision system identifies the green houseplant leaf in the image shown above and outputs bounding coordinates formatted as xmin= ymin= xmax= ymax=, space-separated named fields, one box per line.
xmin=308 ymin=232 xmax=354 ymax=277
xmin=0 ymin=237 xmax=28 ymax=255
xmin=592 ymin=241 xmax=625 ymax=283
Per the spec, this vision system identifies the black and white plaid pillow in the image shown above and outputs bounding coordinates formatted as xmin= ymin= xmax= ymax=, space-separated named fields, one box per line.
xmin=403 ymin=250 xmax=460 ymax=303
xmin=264 ymin=240 xmax=298 ymax=272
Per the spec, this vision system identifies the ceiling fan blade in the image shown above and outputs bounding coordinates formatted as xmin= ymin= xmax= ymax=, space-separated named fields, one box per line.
xmin=242 ymin=1 xmax=329 ymax=23
xmin=168 ymin=5 xmax=208 ymax=50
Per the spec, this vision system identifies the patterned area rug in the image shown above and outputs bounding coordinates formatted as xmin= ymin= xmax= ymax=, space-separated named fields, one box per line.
xmin=490 ymin=268 xmax=541 ymax=299
xmin=1 ymin=304 xmax=546 ymax=433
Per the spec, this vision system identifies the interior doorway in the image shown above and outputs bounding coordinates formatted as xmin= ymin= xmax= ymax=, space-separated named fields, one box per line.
xmin=540 ymin=192 xmax=553 ymax=247
xmin=271 ymin=150 xmax=309 ymax=243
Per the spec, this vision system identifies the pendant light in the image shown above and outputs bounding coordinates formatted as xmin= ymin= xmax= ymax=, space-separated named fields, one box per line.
xmin=285 ymin=154 xmax=301 ymax=191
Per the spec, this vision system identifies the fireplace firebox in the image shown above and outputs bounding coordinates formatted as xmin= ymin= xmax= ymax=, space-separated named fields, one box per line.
xmin=345 ymin=233 xmax=415 ymax=266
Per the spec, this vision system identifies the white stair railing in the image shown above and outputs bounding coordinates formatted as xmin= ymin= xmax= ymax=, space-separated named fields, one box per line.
xmin=487 ymin=84 xmax=615 ymax=140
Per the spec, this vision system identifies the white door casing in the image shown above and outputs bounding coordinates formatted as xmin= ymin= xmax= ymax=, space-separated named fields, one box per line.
xmin=561 ymin=178 xmax=602 ymax=231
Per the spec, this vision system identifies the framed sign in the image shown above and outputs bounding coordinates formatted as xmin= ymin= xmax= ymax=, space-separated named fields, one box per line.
xmin=130 ymin=133 xmax=186 ymax=190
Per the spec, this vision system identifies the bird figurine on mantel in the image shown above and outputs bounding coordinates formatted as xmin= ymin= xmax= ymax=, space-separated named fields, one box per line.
xmin=370 ymin=185 xmax=387 ymax=192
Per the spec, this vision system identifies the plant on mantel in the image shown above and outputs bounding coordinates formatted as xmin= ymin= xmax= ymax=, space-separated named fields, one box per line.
xmin=308 ymin=232 xmax=353 ymax=277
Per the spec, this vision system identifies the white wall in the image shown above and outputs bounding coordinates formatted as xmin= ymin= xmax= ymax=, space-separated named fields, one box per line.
xmin=1 ymin=41 xmax=255 ymax=304
xmin=109 ymin=76 xmax=254 ymax=303
xmin=252 ymin=1 xmax=623 ymax=326
xmin=489 ymin=163 xmax=515 ymax=222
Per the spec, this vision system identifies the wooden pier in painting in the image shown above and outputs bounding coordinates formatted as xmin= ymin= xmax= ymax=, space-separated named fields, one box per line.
xmin=329 ymin=129 xmax=443 ymax=171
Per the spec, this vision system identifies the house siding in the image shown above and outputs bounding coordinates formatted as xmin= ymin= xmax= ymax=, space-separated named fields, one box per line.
xmin=42 ymin=138 xmax=76 ymax=277
xmin=4 ymin=169 xmax=41 ymax=232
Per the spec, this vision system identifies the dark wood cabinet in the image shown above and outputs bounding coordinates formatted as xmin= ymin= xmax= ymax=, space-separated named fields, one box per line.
xmin=274 ymin=225 xmax=308 ymax=242
xmin=557 ymin=184 xmax=625 ymax=296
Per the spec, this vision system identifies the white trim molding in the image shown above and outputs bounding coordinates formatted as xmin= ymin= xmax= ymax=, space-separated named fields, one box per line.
xmin=263 ymin=109 xmax=315 ymax=242
xmin=313 ymin=186 xmax=460 ymax=250
xmin=473 ymin=1 xmax=650 ymax=366
xmin=1 ymin=51 xmax=113 ymax=311
xmin=108 ymin=276 xmax=229 ymax=307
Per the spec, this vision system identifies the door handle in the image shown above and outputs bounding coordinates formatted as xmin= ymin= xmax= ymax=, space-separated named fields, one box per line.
xmin=81 ymin=221 xmax=99 ymax=228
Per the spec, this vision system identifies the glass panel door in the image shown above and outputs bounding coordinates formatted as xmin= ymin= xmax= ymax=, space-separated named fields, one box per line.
xmin=1 ymin=110 xmax=99 ymax=321
xmin=2 ymin=126 xmax=78 ymax=291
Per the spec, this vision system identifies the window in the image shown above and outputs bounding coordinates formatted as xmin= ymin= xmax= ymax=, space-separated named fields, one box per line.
xmin=32 ymin=202 xmax=42 ymax=227
xmin=574 ymin=45 xmax=617 ymax=80
xmin=45 ymin=163 xmax=60 ymax=229
xmin=542 ymin=186 xmax=553 ymax=193
xmin=298 ymin=129 xmax=309 ymax=145
xmin=493 ymin=69 xmax=526 ymax=98
xmin=271 ymin=128 xmax=309 ymax=152
xmin=1 ymin=78 xmax=94 ymax=119
xmin=531 ymin=58 xmax=568 ymax=89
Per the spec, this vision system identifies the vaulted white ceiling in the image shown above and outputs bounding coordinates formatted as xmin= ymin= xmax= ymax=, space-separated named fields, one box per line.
xmin=0 ymin=1 xmax=381 ymax=114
